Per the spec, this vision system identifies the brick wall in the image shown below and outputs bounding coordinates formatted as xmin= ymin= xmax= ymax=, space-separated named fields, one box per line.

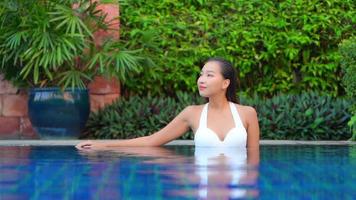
xmin=0 ymin=1 xmax=120 ymax=139
xmin=0 ymin=75 xmax=121 ymax=139
xmin=0 ymin=75 xmax=36 ymax=139
xmin=88 ymin=76 xmax=121 ymax=112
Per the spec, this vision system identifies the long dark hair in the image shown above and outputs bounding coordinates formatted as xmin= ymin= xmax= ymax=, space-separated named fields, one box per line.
xmin=205 ymin=57 xmax=239 ymax=103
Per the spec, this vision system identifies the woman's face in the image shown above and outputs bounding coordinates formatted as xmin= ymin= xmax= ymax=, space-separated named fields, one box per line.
xmin=197 ymin=61 xmax=229 ymax=98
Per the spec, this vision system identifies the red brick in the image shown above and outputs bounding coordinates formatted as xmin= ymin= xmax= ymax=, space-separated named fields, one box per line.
xmin=20 ymin=117 xmax=38 ymax=139
xmin=0 ymin=117 xmax=20 ymax=138
xmin=0 ymin=74 xmax=18 ymax=94
xmin=104 ymin=93 xmax=120 ymax=104
xmin=90 ymin=95 xmax=103 ymax=112
xmin=94 ymin=2 xmax=120 ymax=46
xmin=0 ymin=95 xmax=3 ymax=115
xmin=88 ymin=76 xmax=121 ymax=95
xmin=3 ymin=94 xmax=28 ymax=117
xmin=90 ymin=94 xmax=119 ymax=112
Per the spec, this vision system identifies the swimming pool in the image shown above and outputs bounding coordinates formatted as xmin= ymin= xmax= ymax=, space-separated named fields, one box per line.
xmin=0 ymin=145 xmax=355 ymax=199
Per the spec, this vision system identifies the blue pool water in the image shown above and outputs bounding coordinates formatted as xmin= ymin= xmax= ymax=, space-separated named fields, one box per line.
xmin=0 ymin=145 xmax=355 ymax=199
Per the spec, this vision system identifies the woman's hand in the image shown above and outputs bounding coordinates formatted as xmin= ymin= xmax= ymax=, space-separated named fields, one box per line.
xmin=75 ymin=140 xmax=107 ymax=150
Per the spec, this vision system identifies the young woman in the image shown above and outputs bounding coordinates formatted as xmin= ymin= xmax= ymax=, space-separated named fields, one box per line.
xmin=76 ymin=58 xmax=260 ymax=150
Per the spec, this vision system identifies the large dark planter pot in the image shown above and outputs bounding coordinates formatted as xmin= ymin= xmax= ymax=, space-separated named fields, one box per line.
xmin=28 ymin=88 xmax=90 ymax=139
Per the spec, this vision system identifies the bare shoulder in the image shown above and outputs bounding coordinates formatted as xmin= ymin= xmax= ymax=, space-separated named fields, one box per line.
xmin=234 ymin=104 xmax=258 ymax=120
xmin=233 ymin=104 xmax=258 ymax=131
xmin=178 ymin=105 xmax=204 ymax=127
xmin=181 ymin=104 xmax=205 ymax=115
xmin=238 ymin=104 xmax=257 ymax=115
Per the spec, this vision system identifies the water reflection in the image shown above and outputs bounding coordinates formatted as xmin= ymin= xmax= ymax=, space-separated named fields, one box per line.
xmin=78 ymin=146 xmax=259 ymax=199
xmin=192 ymin=147 xmax=259 ymax=199
xmin=1 ymin=146 xmax=354 ymax=199
xmin=0 ymin=146 xmax=32 ymax=200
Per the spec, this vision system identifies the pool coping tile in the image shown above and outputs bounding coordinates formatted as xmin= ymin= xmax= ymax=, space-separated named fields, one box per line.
xmin=0 ymin=140 xmax=355 ymax=146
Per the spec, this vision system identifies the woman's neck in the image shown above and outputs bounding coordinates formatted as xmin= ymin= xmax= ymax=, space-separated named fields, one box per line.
xmin=208 ymin=94 xmax=229 ymax=110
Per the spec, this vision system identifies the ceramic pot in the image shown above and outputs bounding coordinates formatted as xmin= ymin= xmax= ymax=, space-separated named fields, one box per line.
xmin=28 ymin=88 xmax=90 ymax=139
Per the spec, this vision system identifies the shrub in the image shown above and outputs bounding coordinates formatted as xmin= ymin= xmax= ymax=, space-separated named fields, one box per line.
xmin=242 ymin=93 xmax=353 ymax=140
xmin=339 ymin=37 xmax=356 ymax=140
xmin=119 ymin=0 xmax=355 ymax=97
xmin=83 ymin=92 xmax=352 ymax=140
xmin=82 ymin=92 xmax=204 ymax=139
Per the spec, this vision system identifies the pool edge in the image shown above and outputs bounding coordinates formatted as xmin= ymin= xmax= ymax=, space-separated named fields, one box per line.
xmin=0 ymin=140 xmax=355 ymax=146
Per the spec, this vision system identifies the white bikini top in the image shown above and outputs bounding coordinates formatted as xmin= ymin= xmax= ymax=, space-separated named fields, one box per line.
xmin=194 ymin=102 xmax=247 ymax=147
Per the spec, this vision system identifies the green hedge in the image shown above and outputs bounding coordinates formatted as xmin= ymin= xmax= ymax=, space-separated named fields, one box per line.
xmin=119 ymin=0 xmax=355 ymax=97
xmin=243 ymin=93 xmax=352 ymax=140
xmin=339 ymin=37 xmax=356 ymax=140
xmin=82 ymin=92 xmax=204 ymax=139
xmin=82 ymin=92 xmax=352 ymax=140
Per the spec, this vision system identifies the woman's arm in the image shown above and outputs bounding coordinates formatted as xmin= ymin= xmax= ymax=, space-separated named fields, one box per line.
xmin=245 ymin=107 xmax=260 ymax=149
xmin=245 ymin=106 xmax=260 ymax=165
xmin=76 ymin=106 xmax=193 ymax=149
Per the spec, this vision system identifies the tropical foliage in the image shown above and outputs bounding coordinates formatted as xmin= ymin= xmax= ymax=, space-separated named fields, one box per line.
xmin=339 ymin=37 xmax=356 ymax=140
xmin=118 ymin=0 xmax=355 ymax=97
xmin=83 ymin=92 xmax=352 ymax=140
xmin=82 ymin=92 xmax=204 ymax=139
xmin=244 ymin=93 xmax=352 ymax=140
xmin=0 ymin=0 xmax=150 ymax=89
